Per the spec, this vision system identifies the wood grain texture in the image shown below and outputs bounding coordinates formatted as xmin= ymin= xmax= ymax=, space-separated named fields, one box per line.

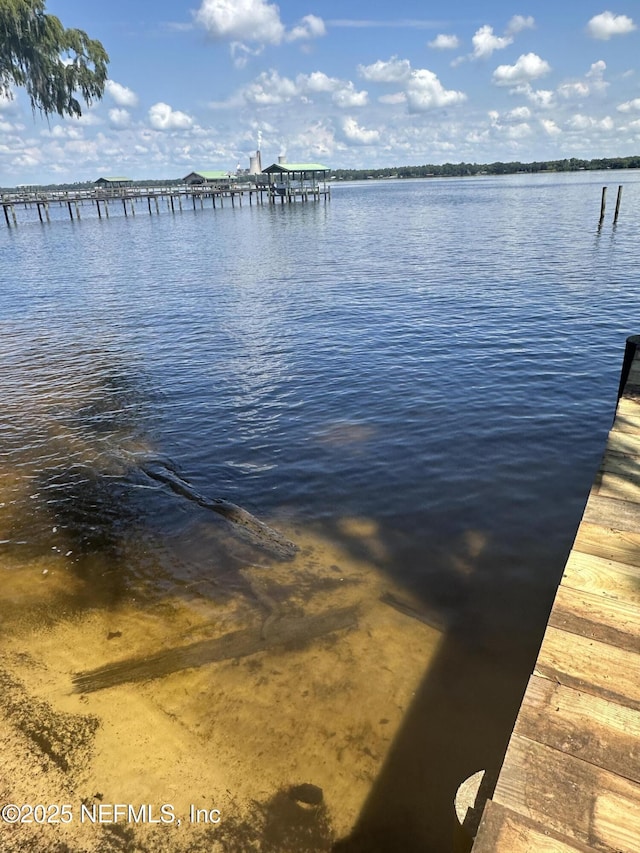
xmin=514 ymin=675 xmax=640 ymax=783
xmin=548 ymin=584 xmax=640 ymax=651
xmin=573 ymin=522 xmax=640 ymax=567
xmin=493 ymin=735 xmax=640 ymax=852
xmin=562 ymin=551 xmax=640 ymax=603
xmin=535 ymin=625 xmax=640 ymax=710
xmin=473 ymin=801 xmax=600 ymax=853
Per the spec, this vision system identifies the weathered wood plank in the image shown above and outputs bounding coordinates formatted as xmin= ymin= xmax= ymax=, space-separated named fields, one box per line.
xmin=602 ymin=431 xmax=640 ymax=457
xmin=548 ymin=584 xmax=640 ymax=651
xmin=595 ymin=451 xmax=640 ymax=501
xmin=582 ymin=494 xmax=640 ymax=532
xmin=514 ymin=675 xmax=640 ymax=783
xmin=493 ymin=734 xmax=640 ymax=852
xmin=473 ymin=800 xmax=598 ymax=853
xmin=535 ymin=625 xmax=640 ymax=711
xmin=562 ymin=551 xmax=640 ymax=603
xmin=613 ymin=397 xmax=640 ymax=432
xmin=572 ymin=522 xmax=640 ymax=568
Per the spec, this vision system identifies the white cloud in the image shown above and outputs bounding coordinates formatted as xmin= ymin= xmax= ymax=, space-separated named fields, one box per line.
xmin=342 ymin=117 xmax=380 ymax=144
xmin=148 ymin=102 xmax=193 ymax=130
xmin=379 ymin=92 xmax=407 ymax=105
xmin=618 ymin=97 xmax=640 ymax=112
xmin=194 ymin=1 xmax=324 ymax=47
xmin=508 ymin=106 xmax=531 ymax=120
xmin=194 ymin=0 xmax=285 ymax=44
xmin=243 ymin=70 xmax=298 ymax=105
xmin=587 ymin=11 xmax=636 ymax=40
xmin=567 ymin=114 xmax=614 ymax=130
xmin=525 ymin=88 xmax=555 ymax=108
xmin=558 ymin=61 xmax=608 ymax=98
xmin=472 ymin=25 xmax=512 ymax=59
xmin=540 ymin=118 xmax=561 ymax=136
xmin=428 ymin=34 xmax=460 ymax=50
xmin=506 ymin=15 xmax=535 ymax=35
xmin=358 ymin=57 xmax=411 ymax=83
xmin=332 ymin=83 xmax=368 ymax=108
xmin=302 ymin=71 xmax=340 ymax=93
xmin=109 ymin=108 xmax=132 ymax=128
xmin=105 ymin=80 xmax=139 ymax=108
xmin=493 ymin=53 xmax=551 ymax=86
xmin=406 ymin=69 xmax=466 ymax=111
xmin=286 ymin=14 xmax=326 ymax=41
xmin=558 ymin=80 xmax=590 ymax=98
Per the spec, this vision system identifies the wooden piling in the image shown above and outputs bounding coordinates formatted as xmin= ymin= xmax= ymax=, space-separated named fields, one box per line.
xmin=614 ymin=185 xmax=623 ymax=224
xmin=36 ymin=203 xmax=43 ymax=223
xmin=3 ymin=205 xmax=10 ymax=227
xmin=67 ymin=201 xmax=73 ymax=220
xmin=599 ymin=186 xmax=607 ymax=224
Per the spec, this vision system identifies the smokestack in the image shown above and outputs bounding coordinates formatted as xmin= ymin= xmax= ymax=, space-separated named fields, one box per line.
xmin=278 ymin=154 xmax=286 ymax=164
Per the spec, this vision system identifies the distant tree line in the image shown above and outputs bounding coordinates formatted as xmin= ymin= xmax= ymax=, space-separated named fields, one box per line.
xmin=329 ymin=155 xmax=640 ymax=181
xmin=4 ymin=155 xmax=640 ymax=193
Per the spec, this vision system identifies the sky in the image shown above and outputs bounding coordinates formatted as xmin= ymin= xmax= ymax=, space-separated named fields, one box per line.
xmin=2 ymin=1 xmax=640 ymax=184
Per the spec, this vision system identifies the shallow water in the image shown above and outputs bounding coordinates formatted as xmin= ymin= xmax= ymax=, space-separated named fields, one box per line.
xmin=1 ymin=172 xmax=640 ymax=851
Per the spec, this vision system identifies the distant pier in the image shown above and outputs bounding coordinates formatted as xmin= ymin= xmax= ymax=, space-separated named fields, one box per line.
xmin=470 ymin=334 xmax=640 ymax=852
xmin=1 ymin=181 xmax=331 ymax=226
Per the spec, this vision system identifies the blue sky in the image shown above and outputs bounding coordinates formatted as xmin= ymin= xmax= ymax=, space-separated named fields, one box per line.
xmin=2 ymin=1 xmax=640 ymax=184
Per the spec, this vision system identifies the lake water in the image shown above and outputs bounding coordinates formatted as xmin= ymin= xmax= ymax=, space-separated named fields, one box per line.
xmin=1 ymin=172 xmax=639 ymax=852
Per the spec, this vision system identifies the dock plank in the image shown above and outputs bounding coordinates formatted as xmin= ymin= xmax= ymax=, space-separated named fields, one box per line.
xmin=562 ymin=551 xmax=640 ymax=603
xmin=473 ymin=801 xmax=600 ymax=853
xmin=548 ymin=584 xmax=640 ymax=651
xmin=493 ymin=734 xmax=640 ymax=852
xmin=572 ymin=521 xmax=640 ymax=567
xmin=514 ymin=675 xmax=640 ymax=783
xmin=535 ymin=625 xmax=640 ymax=710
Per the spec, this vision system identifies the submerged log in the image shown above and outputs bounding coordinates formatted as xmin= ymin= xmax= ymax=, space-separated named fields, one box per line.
xmin=140 ymin=460 xmax=298 ymax=560
xmin=72 ymin=607 xmax=358 ymax=694
xmin=379 ymin=591 xmax=447 ymax=632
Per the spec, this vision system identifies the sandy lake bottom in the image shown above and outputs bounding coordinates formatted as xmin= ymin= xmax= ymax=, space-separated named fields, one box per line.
xmin=0 ymin=511 xmax=442 ymax=853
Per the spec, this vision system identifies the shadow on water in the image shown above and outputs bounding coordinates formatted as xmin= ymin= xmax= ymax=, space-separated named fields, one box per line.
xmin=312 ymin=518 xmax=564 ymax=853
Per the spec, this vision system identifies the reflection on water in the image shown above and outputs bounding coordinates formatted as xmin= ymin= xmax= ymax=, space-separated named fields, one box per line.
xmin=2 ymin=172 xmax=640 ymax=851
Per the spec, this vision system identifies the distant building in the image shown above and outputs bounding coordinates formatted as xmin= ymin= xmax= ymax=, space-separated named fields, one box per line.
xmin=95 ymin=176 xmax=133 ymax=187
xmin=183 ymin=171 xmax=235 ymax=189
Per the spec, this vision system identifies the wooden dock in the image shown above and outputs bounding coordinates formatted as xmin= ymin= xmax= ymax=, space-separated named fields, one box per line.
xmin=1 ymin=182 xmax=331 ymax=226
xmin=471 ymin=334 xmax=640 ymax=853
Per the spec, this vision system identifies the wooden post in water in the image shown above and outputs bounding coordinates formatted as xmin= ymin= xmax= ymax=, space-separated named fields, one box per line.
xmin=44 ymin=203 xmax=50 ymax=223
xmin=3 ymin=204 xmax=10 ymax=227
xmin=614 ymin=185 xmax=623 ymax=224
xmin=67 ymin=201 xmax=73 ymax=220
xmin=36 ymin=203 xmax=43 ymax=223
xmin=122 ymin=198 xmax=127 ymax=217
xmin=599 ymin=186 xmax=607 ymax=225
xmin=147 ymin=196 xmax=152 ymax=215
xmin=96 ymin=200 xmax=102 ymax=219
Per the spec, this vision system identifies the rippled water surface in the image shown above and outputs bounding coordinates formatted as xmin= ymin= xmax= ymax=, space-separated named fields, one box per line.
xmin=1 ymin=172 xmax=640 ymax=852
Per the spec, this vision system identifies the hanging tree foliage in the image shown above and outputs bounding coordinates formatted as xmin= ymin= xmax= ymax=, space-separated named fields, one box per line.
xmin=0 ymin=0 xmax=108 ymax=118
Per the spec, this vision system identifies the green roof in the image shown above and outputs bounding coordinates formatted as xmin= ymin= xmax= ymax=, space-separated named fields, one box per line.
xmin=95 ymin=176 xmax=132 ymax=183
xmin=184 ymin=170 xmax=234 ymax=180
xmin=263 ymin=163 xmax=329 ymax=173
